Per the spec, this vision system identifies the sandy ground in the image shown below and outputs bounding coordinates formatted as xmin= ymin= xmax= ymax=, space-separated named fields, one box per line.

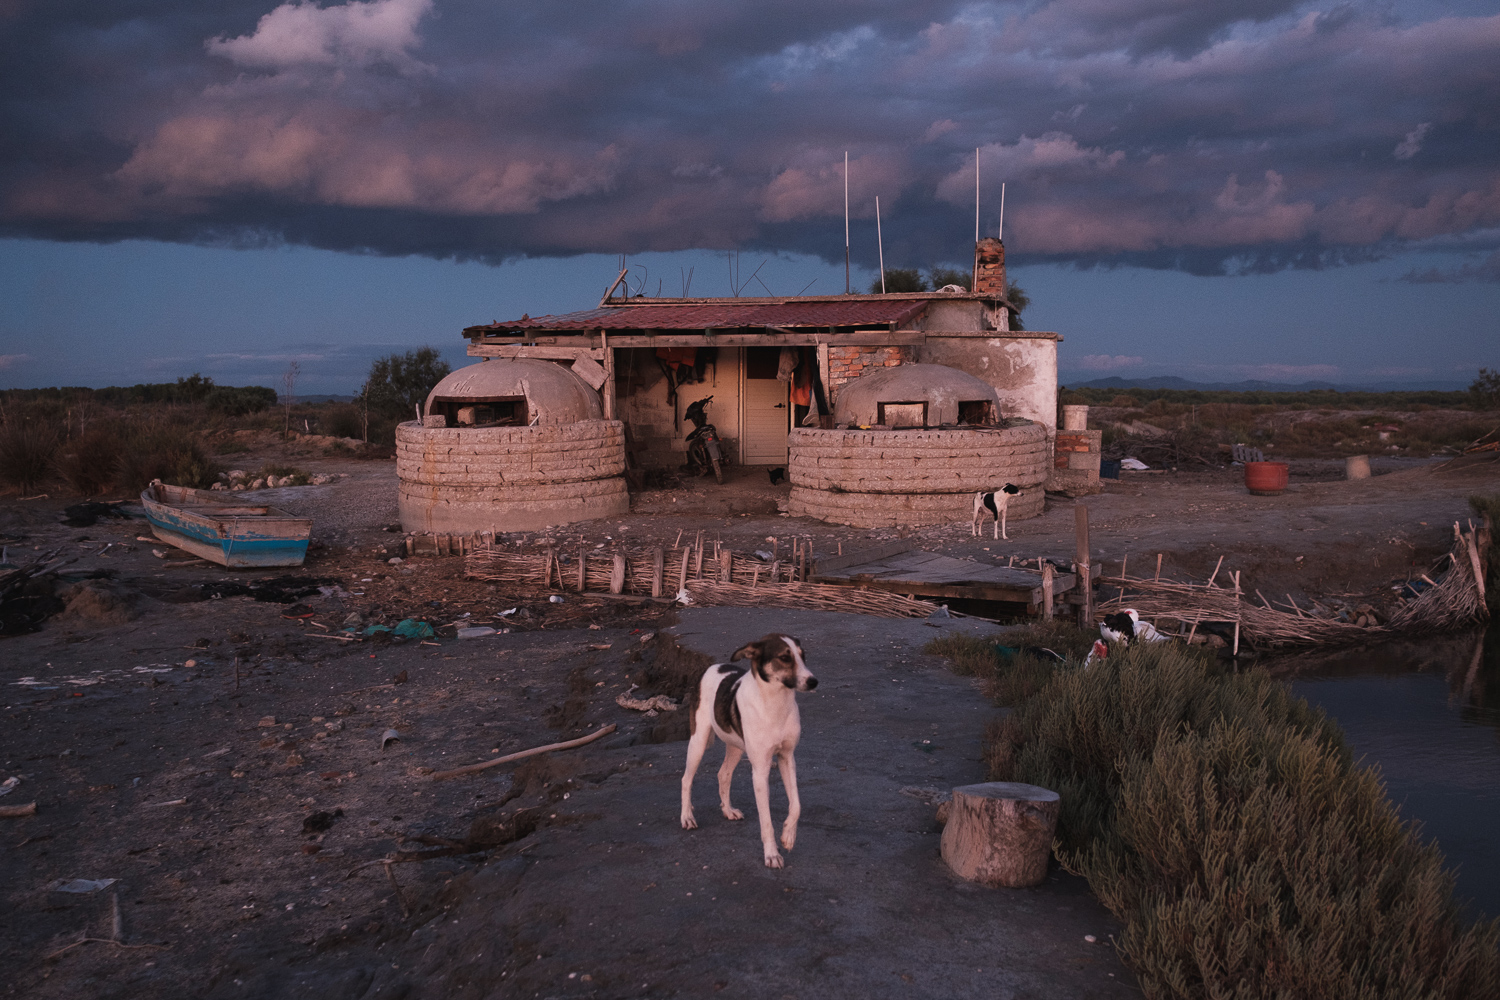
xmin=2 ymin=445 xmax=1497 ymax=999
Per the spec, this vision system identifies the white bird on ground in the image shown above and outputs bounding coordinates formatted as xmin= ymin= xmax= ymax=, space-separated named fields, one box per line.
xmin=1099 ymin=608 xmax=1166 ymax=644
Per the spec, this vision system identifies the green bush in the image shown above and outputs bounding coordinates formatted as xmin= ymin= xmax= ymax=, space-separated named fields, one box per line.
xmin=117 ymin=424 xmax=220 ymax=492
xmin=55 ymin=427 xmax=122 ymax=495
xmin=962 ymin=641 xmax=1500 ymax=998
xmin=206 ymin=385 xmax=277 ymax=416
xmin=319 ymin=403 xmax=364 ymax=440
xmin=0 ymin=422 xmax=58 ymax=494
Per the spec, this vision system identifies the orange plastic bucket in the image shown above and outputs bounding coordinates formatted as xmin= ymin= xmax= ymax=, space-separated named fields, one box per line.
xmin=1244 ymin=461 xmax=1289 ymax=496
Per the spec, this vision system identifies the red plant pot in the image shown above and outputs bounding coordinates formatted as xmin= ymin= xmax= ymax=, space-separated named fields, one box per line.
xmin=1244 ymin=461 xmax=1289 ymax=496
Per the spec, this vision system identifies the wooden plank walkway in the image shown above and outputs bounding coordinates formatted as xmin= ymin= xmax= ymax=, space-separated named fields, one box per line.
xmin=813 ymin=543 xmax=1093 ymax=608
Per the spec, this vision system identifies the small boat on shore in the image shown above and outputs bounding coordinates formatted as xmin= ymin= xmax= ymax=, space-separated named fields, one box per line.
xmin=140 ymin=480 xmax=312 ymax=568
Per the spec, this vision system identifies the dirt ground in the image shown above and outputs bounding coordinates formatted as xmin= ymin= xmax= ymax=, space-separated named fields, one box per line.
xmin=2 ymin=444 xmax=1497 ymax=999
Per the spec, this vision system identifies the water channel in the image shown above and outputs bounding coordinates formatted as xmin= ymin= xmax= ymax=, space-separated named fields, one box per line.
xmin=1268 ymin=625 xmax=1500 ymax=921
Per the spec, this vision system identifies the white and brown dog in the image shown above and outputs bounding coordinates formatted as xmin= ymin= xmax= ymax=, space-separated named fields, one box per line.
xmin=972 ymin=484 xmax=1021 ymax=540
xmin=680 ymin=634 xmax=817 ymax=868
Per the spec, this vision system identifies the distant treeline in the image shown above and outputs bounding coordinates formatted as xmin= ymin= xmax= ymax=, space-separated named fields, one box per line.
xmin=1060 ymin=386 xmax=1481 ymax=409
xmin=1 ymin=375 xmax=278 ymax=416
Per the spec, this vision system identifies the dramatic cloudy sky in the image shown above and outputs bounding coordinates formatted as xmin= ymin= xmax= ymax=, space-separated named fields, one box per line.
xmin=2 ymin=0 xmax=1498 ymax=392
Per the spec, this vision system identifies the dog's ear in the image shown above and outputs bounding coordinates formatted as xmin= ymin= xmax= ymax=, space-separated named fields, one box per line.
xmin=729 ymin=641 xmax=763 ymax=664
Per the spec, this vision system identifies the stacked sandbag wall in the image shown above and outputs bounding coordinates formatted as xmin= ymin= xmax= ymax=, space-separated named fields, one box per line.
xmin=786 ymin=423 xmax=1049 ymax=528
xmin=397 ymin=419 xmax=628 ymax=533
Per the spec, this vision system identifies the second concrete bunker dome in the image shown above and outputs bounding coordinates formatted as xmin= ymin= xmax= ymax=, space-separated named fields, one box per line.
xmin=833 ymin=363 xmax=1003 ymax=428
xmin=424 ymin=358 xmax=602 ymax=426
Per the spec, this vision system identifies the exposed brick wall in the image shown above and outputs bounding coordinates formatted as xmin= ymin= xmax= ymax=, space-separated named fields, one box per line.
xmin=973 ymin=237 xmax=1006 ymax=296
xmin=827 ymin=345 xmax=911 ymax=402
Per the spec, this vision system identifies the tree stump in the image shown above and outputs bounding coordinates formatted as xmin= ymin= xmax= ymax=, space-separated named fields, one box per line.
xmin=939 ymin=782 xmax=1060 ymax=888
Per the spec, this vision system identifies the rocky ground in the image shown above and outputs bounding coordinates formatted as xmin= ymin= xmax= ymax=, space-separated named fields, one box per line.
xmin=1 ymin=443 xmax=1496 ymax=999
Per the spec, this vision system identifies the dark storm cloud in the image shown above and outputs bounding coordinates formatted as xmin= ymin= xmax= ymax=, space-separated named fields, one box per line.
xmin=1 ymin=0 xmax=1497 ymax=274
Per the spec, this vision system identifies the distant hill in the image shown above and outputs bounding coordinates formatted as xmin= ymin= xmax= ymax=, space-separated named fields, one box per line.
xmin=1063 ymin=375 xmax=1471 ymax=393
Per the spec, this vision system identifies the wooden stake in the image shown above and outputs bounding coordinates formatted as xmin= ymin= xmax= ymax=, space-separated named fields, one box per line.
xmin=694 ymin=539 xmax=704 ymax=578
xmin=576 ymin=546 xmax=585 ymax=591
xmin=1042 ymin=562 xmax=1055 ymax=621
xmin=673 ymin=529 xmax=683 ymax=549
xmin=752 ymin=566 xmax=761 ymax=589
xmin=1231 ymin=571 xmax=1241 ymax=657
xmin=1155 ymin=553 xmax=1162 ymax=582
xmin=610 ymin=554 xmax=626 ymax=594
xmin=651 ymin=547 xmax=665 ymax=598
xmin=1206 ymin=555 xmax=1225 ymax=588
xmin=677 ymin=548 xmax=690 ymax=592
xmin=719 ymin=550 xmax=732 ymax=584
xmin=1075 ymin=501 xmax=1093 ymax=628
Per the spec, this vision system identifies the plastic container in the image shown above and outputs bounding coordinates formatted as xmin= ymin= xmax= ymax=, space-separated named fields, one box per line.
xmin=1244 ymin=461 xmax=1289 ymax=496
xmin=1099 ymin=459 xmax=1121 ymax=480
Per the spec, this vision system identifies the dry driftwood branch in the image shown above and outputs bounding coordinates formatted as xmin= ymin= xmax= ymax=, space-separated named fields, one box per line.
xmin=429 ymin=723 xmax=617 ymax=781
xmin=0 ymin=802 xmax=37 ymax=818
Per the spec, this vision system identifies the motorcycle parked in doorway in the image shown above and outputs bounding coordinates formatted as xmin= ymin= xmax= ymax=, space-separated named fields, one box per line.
xmin=683 ymin=396 xmax=725 ymax=483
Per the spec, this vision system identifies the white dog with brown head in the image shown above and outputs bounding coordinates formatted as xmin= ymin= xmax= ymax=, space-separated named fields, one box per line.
xmin=679 ymin=634 xmax=817 ymax=868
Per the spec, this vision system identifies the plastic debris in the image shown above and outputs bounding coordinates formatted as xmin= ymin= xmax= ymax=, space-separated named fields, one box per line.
xmin=50 ymin=879 xmax=118 ymax=893
xmin=929 ymin=604 xmax=951 ymax=619
xmin=458 ymin=626 xmax=497 ymax=639
xmin=381 ymin=729 xmax=401 ymax=750
xmin=0 ymin=776 xmax=19 ymax=796
xmin=1120 ymin=458 xmax=1149 ymax=470
xmin=549 ymin=595 xmax=565 ymax=603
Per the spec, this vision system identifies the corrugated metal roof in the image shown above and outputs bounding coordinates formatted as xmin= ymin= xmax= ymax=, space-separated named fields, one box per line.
xmin=470 ymin=298 xmax=930 ymax=334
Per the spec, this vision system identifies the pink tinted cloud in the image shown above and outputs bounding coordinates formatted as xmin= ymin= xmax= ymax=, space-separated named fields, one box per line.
xmin=113 ymin=111 xmax=620 ymax=215
xmin=759 ymin=153 xmax=906 ymax=223
xmin=207 ymin=0 xmax=434 ymax=75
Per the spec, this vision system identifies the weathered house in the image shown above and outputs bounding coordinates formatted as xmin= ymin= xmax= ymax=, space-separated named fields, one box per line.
xmin=399 ymin=239 xmax=1075 ymax=532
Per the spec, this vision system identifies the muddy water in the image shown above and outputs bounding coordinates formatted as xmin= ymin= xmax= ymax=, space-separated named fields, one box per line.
xmin=1273 ymin=626 xmax=1500 ymax=920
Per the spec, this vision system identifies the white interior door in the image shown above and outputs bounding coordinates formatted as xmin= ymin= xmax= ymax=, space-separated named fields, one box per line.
xmin=740 ymin=347 xmax=790 ymax=464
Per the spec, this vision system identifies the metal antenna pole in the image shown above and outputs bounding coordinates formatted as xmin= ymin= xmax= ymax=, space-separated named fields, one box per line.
xmin=975 ymin=148 xmax=979 ymax=243
xmin=999 ymin=182 xmax=1006 ymax=241
xmin=844 ymin=151 xmax=850 ymax=294
xmin=876 ymin=196 xmax=885 ymax=293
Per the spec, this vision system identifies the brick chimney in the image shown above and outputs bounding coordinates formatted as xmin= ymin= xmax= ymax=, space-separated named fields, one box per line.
xmin=972 ymin=237 xmax=1006 ymax=297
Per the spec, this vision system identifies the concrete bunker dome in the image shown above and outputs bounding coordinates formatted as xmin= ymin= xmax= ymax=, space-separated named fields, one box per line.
xmin=832 ymin=363 xmax=1004 ymax=428
xmin=398 ymin=358 xmax=626 ymax=533
xmin=424 ymin=357 xmax=602 ymax=426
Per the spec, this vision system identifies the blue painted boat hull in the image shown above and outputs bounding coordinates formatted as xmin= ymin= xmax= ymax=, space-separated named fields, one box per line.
xmin=141 ymin=481 xmax=312 ymax=569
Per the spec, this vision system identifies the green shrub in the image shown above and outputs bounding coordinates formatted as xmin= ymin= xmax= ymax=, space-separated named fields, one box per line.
xmin=0 ymin=422 xmax=58 ymax=494
xmin=117 ymin=424 xmax=220 ymax=492
xmin=205 ymin=385 xmax=277 ymax=416
xmin=319 ymin=403 xmax=364 ymax=440
xmin=961 ymin=641 xmax=1500 ymax=998
xmin=55 ymin=427 xmax=122 ymax=495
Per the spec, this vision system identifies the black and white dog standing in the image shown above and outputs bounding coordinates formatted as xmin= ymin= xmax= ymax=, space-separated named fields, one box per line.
xmin=972 ymin=484 xmax=1021 ymax=540
xmin=680 ymin=635 xmax=817 ymax=868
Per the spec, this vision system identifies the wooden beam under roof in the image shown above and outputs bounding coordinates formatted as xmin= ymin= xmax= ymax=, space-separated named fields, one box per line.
xmin=467 ymin=329 xmax=928 ymax=353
